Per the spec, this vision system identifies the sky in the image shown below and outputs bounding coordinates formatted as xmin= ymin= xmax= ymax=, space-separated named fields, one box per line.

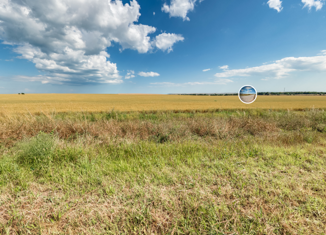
xmin=240 ymin=86 xmax=256 ymax=95
xmin=1 ymin=0 xmax=326 ymax=94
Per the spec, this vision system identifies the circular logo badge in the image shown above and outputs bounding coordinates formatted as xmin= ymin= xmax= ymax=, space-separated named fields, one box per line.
xmin=238 ymin=85 xmax=257 ymax=104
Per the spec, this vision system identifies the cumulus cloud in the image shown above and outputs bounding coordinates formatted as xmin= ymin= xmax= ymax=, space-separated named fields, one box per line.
xmin=0 ymin=0 xmax=183 ymax=85
xmin=219 ymin=65 xmax=229 ymax=70
xmin=12 ymin=44 xmax=120 ymax=84
xmin=302 ymin=0 xmax=323 ymax=10
xmin=185 ymin=79 xmax=233 ymax=85
xmin=125 ymin=70 xmax=135 ymax=79
xmin=215 ymin=51 xmax=326 ymax=79
xmin=139 ymin=72 xmax=160 ymax=77
xmin=267 ymin=0 xmax=283 ymax=12
xmin=153 ymin=33 xmax=184 ymax=53
xmin=162 ymin=0 xmax=204 ymax=21
xmin=151 ymin=79 xmax=233 ymax=86
xmin=267 ymin=0 xmax=323 ymax=11
xmin=150 ymin=82 xmax=177 ymax=86
xmin=14 ymin=74 xmax=123 ymax=85
xmin=203 ymin=68 xmax=210 ymax=72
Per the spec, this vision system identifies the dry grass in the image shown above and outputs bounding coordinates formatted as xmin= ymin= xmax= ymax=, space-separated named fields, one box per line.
xmin=1 ymin=94 xmax=326 ymax=114
xmin=1 ymin=109 xmax=324 ymax=147
xmin=0 ymin=115 xmax=277 ymax=147
xmin=0 ymin=109 xmax=325 ymax=234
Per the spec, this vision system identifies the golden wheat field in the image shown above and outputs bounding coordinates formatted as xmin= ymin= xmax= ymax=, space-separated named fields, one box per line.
xmin=0 ymin=94 xmax=326 ymax=114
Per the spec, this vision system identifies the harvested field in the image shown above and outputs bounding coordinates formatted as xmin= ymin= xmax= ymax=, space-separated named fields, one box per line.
xmin=0 ymin=94 xmax=326 ymax=114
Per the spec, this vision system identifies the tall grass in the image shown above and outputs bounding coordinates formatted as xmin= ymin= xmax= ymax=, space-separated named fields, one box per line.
xmin=0 ymin=109 xmax=325 ymax=234
xmin=1 ymin=109 xmax=326 ymax=147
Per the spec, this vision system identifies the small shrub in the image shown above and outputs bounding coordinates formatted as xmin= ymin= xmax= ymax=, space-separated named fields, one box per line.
xmin=89 ymin=113 xmax=96 ymax=122
xmin=277 ymin=113 xmax=308 ymax=131
xmin=105 ymin=109 xmax=121 ymax=120
xmin=316 ymin=124 xmax=326 ymax=133
xmin=16 ymin=132 xmax=56 ymax=168
xmin=303 ymin=132 xmax=316 ymax=144
xmin=15 ymin=132 xmax=84 ymax=170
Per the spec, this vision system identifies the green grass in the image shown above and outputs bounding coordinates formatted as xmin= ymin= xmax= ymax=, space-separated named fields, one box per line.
xmin=0 ymin=110 xmax=326 ymax=234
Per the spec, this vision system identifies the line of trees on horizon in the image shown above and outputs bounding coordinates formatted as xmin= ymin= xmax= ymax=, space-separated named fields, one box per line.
xmin=170 ymin=92 xmax=326 ymax=96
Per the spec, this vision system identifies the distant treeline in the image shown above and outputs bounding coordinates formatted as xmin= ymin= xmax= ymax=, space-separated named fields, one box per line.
xmin=170 ymin=92 xmax=326 ymax=96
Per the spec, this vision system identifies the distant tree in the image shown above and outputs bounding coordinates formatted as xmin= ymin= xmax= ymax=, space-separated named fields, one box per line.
xmin=21 ymin=93 xmax=25 ymax=95
xmin=172 ymin=91 xmax=326 ymax=96
xmin=18 ymin=93 xmax=20 ymax=95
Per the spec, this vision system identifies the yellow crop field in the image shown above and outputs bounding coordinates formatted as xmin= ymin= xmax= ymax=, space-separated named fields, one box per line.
xmin=0 ymin=94 xmax=326 ymax=114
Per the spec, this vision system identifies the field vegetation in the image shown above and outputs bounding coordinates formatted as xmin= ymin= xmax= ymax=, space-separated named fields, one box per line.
xmin=0 ymin=94 xmax=326 ymax=114
xmin=0 ymin=108 xmax=326 ymax=234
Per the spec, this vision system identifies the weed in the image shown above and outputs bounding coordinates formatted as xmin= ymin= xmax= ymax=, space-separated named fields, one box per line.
xmin=16 ymin=132 xmax=56 ymax=168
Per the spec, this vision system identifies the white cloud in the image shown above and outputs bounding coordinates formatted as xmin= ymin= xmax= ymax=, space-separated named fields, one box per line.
xmin=12 ymin=45 xmax=120 ymax=84
xmin=14 ymin=74 xmax=123 ymax=85
xmin=153 ymin=12 xmax=156 ymax=15
xmin=14 ymin=75 xmax=70 ymax=85
xmin=302 ymin=0 xmax=323 ymax=10
xmin=162 ymin=0 xmax=204 ymax=21
xmin=185 ymin=79 xmax=233 ymax=85
xmin=215 ymin=51 xmax=326 ymax=79
xmin=203 ymin=68 xmax=210 ymax=72
xmin=125 ymin=70 xmax=135 ymax=79
xmin=267 ymin=0 xmax=283 ymax=12
xmin=219 ymin=65 xmax=229 ymax=70
xmin=153 ymin=33 xmax=184 ymax=53
xmin=0 ymin=0 xmax=183 ymax=85
xmin=139 ymin=72 xmax=160 ymax=77
xmin=151 ymin=79 xmax=233 ymax=86
xmin=151 ymin=82 xmax=178 ymax=86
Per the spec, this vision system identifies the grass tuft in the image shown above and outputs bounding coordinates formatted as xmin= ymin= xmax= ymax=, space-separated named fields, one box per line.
xmin=16 ymin=132 xmax=56 ymax=168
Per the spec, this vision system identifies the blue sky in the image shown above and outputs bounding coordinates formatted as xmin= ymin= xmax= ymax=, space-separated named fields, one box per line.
xmin=240 ymin=86 xmax=256 ymax=95
xmin=1 ymin=0 xmax=326 ymax=94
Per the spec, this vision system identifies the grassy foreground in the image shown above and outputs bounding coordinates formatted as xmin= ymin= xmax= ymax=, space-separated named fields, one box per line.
xmin=0 ymin=109 xmax=326 ymax=234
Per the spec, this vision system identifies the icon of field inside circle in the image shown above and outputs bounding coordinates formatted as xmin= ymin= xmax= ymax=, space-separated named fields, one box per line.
xmin=239 ymin=85 xmax=257 ymax=104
